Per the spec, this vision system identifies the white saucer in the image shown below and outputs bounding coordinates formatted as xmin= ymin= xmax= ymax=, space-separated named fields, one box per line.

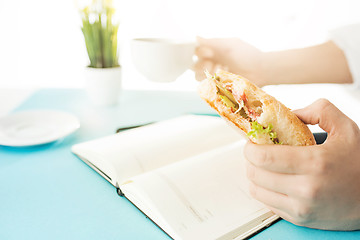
xmin=0 ymin=110 xmax=80 ymax=147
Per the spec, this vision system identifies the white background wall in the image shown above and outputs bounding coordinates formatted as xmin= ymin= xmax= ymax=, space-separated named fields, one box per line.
xmin=1 ymin=0 xmax=360 ymax=90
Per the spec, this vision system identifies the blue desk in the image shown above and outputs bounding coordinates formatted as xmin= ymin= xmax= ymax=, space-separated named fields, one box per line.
xmin=1 ymin=89 xmax=359 ymax=240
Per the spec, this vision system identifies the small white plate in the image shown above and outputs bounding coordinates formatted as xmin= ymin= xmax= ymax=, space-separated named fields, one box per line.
xmin=0 ymin=110 xmax=80 ymax=147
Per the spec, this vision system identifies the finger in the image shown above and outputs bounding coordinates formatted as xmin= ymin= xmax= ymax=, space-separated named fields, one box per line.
xmin=203 ymin=60 xmax=215 ymax=74
xmin=194 ymin=60 xmax=214 ymax=81
xmin=248 ymin=181 xmax=292 ymax=212
xmin=265 ymin=205 xmax=297 ymax=225
xmin=195 ymin=70 xmax=206 ymax=81
xmin=246 ymin=161 xmax=305 ymax=196
xmin=196 ymin=36 xmax=211 ymax=45
xmin=193 ymin=59 xmax=214 ymax=72
xmin=196 ymin=36 xmax=205 ymax=43
xmin=211 ymin=63 xmax=221 ymax=74
xmin=195 ymin=46 xmax=214 ymax=59
xmin=213 ymin=63 xmax=227 ymax=72
xmin=197 ymin=36 xmax=223 ymax=48
xmin=293 ymin=98 xmax=354 ymax=135
xmin=244 ymin=141 xmax=318 ymax=174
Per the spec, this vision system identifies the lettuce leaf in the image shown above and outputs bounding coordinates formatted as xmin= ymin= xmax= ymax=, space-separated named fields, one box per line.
xmin=247 ymin=121 xmax=282 ymax=144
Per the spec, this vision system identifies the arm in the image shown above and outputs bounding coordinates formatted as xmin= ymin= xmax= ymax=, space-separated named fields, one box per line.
xmin=244 ymin=99 xmax=360 ymax=230
xmin=263 ymin=41 xmax=353 ymax=85
xmin=194 ymin=38 xmax=353 ymax=86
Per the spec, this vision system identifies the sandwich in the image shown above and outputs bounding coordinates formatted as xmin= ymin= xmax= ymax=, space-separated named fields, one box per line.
xmin=198 ymin=69 xmax=315 ymax=146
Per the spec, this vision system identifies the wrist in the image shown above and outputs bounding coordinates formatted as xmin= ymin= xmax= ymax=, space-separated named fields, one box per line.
xmin=258 ymin=52 xmax=280 ymax=86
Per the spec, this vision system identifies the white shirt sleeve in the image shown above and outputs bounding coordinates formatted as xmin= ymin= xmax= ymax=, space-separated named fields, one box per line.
xmin=329 ymin=24 xmax=360 ymax=88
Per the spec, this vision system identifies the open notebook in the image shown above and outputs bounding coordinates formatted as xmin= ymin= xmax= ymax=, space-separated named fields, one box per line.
xmin=71 ymin=115 xmax=279 ymax=240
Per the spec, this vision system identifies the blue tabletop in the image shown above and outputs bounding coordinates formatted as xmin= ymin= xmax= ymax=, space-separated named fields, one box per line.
xmin=0 ymin=89 xmax=359 ymax=240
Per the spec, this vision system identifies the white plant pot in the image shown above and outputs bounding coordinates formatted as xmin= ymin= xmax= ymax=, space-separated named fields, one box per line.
xmin=84 ymin=67 xmax=122 ymax=106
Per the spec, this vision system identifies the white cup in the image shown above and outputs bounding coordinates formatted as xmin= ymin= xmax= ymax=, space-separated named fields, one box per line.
xmin=131 ymin=38 xmax=197 ymax=82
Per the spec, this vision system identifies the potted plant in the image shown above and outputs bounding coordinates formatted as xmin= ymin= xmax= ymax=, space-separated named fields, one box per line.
xmin=80 ymin=0 xmax=121 ymax=106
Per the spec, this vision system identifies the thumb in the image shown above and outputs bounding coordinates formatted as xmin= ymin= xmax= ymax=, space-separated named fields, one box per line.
xmin=293 ymin=98 xmax=353 ymax=137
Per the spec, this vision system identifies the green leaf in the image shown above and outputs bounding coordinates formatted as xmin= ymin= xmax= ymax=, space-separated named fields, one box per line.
xmin=79 ymin=0 xmax=119 ymax=68
xmin=247 ymin=121 xmax=281 ymax=144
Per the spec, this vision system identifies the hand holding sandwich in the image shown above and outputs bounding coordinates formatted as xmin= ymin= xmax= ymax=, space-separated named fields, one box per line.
xmin=199 ymin=70 xmax=360 ymax=231
xmin=244 ymin=99 xmax=360 ymax=231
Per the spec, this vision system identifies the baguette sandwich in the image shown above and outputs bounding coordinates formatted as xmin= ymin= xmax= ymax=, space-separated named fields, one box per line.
xmin=198 ymin=69 xmax=315 ymax=146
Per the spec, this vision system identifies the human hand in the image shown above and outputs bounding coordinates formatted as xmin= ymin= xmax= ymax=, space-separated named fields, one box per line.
xmin=193 ymin=37 xmax=266 ymax=86
xmin=244 ymin=99 xmax=360 ymax=230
